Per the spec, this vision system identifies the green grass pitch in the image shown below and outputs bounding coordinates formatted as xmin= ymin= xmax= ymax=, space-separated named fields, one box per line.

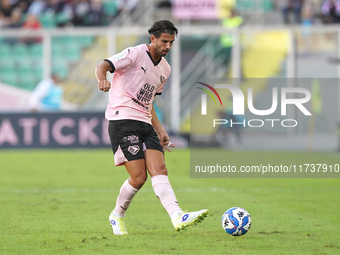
xmin=0 ymin=149 xmax=339 ymax=254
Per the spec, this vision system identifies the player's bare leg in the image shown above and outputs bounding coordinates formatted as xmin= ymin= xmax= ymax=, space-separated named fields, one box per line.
xmin=124 ymin=159 xmax=148 ymax=189
xmin=109 ymin=159 xmax=146 ymax=235
xmin=145 ymin=149 xmax=209 ymax=232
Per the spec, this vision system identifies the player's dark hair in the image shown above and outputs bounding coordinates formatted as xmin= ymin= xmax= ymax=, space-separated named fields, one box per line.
xmin=148 ymin=20 xmax=178 ymax=38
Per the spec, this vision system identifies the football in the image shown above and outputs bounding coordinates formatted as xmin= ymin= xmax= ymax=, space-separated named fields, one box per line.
xmin=221 ymin=207 xmax=251 ymax=236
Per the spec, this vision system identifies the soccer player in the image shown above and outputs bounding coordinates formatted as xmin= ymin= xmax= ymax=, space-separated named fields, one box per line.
xmin=95 ymin=20 xmax=209 ymax=235
xmin=28 ymin=74 xmax=63 ymax=113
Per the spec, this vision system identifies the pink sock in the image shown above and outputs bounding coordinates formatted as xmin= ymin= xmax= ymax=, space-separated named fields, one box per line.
xmin=114 ymin=179 xmax=139 ymax=216
xmin=151 ymin=175 xmax=181 ymax=217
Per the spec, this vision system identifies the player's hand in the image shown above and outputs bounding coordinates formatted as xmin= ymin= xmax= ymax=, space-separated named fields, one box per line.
xmin=98 ymin=80 xmax=111 ymax=92
xmin=159 ymin=132 xmax=175 ymax=152
xmin=163 ymin=141 xmax=175 ymax=152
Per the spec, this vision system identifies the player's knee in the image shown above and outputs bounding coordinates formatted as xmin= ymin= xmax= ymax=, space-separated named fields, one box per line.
xmin=130 ymin=173 xmax=147 ymax=189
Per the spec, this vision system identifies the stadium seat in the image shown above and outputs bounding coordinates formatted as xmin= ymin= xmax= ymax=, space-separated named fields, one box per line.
xmin=262 ymin=0 xmax=273 ymax=12
xmin=1 ymin=72 xmax=18 ymax=86
xmin=65 ymin=43 xmax=81 ymax=62
xmin=53 ymin=57 xmax=69 ymax=79
xmin=52 ymin=43 xmax=65 ymax=55
xmin=55 ymin=12 xmax=70 ymax=25
xmin=52 ymin=36 xmax=71 ymax=45
xmin=0 ymin=43 xmax=12 ymax=58
xmin=236 ymin=0 xmax=272 ymax=12
xmin=39 ymin=13 xmax=56 ymax=28
xmin=103 ymin=1 xmax=118 ymax=16
xmin=0 ymin=61 xmax=16 ymax=73
xmin=53 ymin=57 xmax=66 ymax=66
xmin=75 ymin=36 xmax=95 ymax=47
xmin=17 ymin=60 xmax=34 ymax=75
xmin=12 ymin=43 xmax=29 ymax=60
xmin=52 ymin=65 xmax=69 ymax=79
xmin=32 ymin=61 xmax=43 ymax=79
xmin=20 ymin=73 xmax=38 ymax=90
xmin=29 ymin=43 xmax=43 ymax=60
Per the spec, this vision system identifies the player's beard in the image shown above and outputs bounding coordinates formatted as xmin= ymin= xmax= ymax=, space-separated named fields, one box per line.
xmin=155 ymin=43 xmax=169 ymax=57
xmin=156 ymin=48 xmax=167 ymax=57
xmin=161 ymin=49 xmax=169 ymax=56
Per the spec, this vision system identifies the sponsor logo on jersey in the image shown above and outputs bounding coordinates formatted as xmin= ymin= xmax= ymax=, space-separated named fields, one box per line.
xmin=131 ymin=98 xmax=149 ymax=110
xmin=113 ymin=49 xmax=129 ymax=60
xmin=128 ymin=145 xmax=140 ymax=155
xmin=141 ymin=66 xmax=147 ymax=74
xmin=136 ymin=83 xmax=155 ymax=105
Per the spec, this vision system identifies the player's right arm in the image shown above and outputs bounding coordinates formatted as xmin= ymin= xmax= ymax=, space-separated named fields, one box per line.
xmin=95 ymin=60 xmax=112 ymax=92
xmin=96 ymin=47 xmax=134 ymax=92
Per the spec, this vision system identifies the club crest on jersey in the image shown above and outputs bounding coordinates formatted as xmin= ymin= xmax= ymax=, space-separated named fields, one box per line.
xmin=160 ymin=75 xmax=165 ymax=83
xmin=128 ymin=145 xmax=140 ymax=155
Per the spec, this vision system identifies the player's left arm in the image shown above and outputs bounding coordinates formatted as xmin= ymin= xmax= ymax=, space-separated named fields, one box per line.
xmin=151 ymin=105 xmax=175 ymax=152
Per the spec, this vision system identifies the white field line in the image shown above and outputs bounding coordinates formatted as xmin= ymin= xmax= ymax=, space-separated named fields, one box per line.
xmin=0 ymin=187 xmax=339 ymax=194
xmin=0 ymin=188 xmax=229 ymax=194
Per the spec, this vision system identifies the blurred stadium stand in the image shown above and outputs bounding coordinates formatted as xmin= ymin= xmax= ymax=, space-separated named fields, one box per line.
xmin=0 ymin=0 xmax=340 ymax=145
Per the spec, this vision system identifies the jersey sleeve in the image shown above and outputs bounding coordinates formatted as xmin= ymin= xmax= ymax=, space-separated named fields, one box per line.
xmin=104 ymin=47 xmax=136 ymax=74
